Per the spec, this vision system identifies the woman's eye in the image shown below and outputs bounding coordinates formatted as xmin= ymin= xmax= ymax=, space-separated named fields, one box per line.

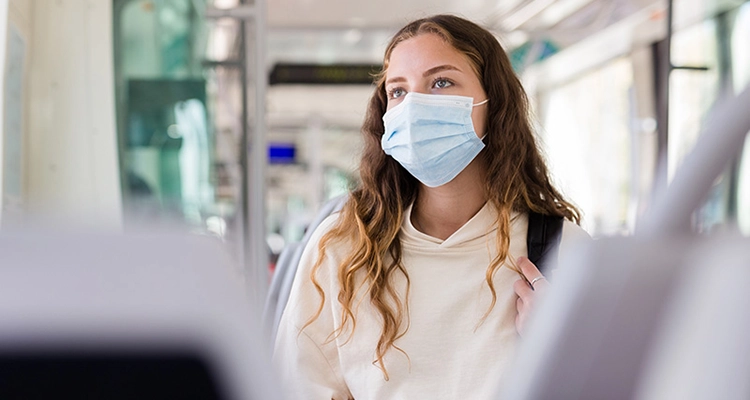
xmin=389 ymin=88 xmax=406 ymax=99
xmin=433 ymin=78 xmax=453 ymax=89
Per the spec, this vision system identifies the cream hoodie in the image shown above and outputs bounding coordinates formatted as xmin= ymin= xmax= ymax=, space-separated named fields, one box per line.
xmin=274 ymin=203 xmax=589 ymax=400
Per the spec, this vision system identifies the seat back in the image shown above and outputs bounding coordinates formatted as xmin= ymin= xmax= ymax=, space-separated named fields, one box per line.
xmin=0 ymin=231 xmax=283 ymax=400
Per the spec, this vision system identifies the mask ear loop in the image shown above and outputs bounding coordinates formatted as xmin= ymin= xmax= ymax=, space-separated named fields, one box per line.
xmin=473 ymin=99 xmax=489 ymax=141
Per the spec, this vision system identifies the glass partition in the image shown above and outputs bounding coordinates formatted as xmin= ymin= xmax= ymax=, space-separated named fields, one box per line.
xmin=539 ymin=58 xmax=634 ymax=236
xmin=668 ymin=20 xmax=720 ymax=180
xmin=113 ymin=0 xmax=248 ymax=259
xmin=669 ymin=19 xmax=723 ymax=232
xmin=667 ymin=4 xmax=750 ymax=235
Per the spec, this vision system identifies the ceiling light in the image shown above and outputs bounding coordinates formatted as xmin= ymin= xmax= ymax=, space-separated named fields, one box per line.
xmin=502 ymin=0 xmax=556 ymax=31
xmin=539 ymin=0 xmax=596 ymax=26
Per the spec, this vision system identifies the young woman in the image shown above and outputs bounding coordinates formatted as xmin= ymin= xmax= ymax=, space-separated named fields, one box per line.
xmin=274 ymin=14 xmax=589 ymax=399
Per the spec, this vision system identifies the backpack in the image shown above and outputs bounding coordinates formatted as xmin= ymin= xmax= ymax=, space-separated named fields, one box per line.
xmin=526 ymin=211 xmax=564 ymax=274
xmin=262 ymin=197 xmax=564 ymax=342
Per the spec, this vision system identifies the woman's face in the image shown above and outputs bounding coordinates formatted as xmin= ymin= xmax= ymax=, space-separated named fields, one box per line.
xmin=384 ymin=33 xmax=488 ymax=138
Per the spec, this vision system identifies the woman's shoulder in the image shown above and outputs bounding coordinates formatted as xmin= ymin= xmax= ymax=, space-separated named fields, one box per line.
xmin=285 ymin=212 xmax=346 ymax=311
xmin=299 ymin=209 xmax=354 ymax=272
xmin=558 ymin=219 xmax=592 ymax=262
xmin=305 ymin=211 xmax=345 ymax=249
xmin=301 ymin=195 xmax=349 ymax=242
xmin=561 ymin=219 xmax=592 ymax=248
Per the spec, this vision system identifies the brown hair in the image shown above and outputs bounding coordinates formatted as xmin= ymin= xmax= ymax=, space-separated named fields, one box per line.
xmin=304 ymin=14 xmax=580 ymax=379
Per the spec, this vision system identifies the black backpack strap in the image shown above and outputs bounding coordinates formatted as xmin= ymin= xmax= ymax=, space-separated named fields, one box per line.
xmin=526 ymin=211 xmax=564 ymax=275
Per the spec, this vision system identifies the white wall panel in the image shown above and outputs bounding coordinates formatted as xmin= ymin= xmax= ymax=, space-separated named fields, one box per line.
xmin=26 ymin=0 xmax=121 ymax=227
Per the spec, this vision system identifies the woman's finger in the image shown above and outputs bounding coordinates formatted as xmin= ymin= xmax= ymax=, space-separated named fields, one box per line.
xmin=517 ymin=256 xmax=548 ymax=291
xmin=513 ymin=278 xmax=533 ymax=300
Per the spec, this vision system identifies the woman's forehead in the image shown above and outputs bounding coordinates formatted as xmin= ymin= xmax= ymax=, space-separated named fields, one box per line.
xmin=385 ymin=34 xmax=472 ymax=79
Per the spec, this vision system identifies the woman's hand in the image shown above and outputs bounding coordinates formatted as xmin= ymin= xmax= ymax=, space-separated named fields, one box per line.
xmin=513 ymin=256 xmax=549 ymax=336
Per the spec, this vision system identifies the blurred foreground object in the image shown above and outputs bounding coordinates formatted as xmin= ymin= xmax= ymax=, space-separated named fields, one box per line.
xmin=501 ymin=85 xmax=750 ymax=400
xmin=0 ymin=232 xmax=282 ymax=400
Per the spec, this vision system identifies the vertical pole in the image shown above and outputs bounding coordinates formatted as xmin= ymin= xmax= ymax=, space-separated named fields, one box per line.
xmin=715 ymin=10 xmax=739 ymax=225
xmin=650 ymin=0 xmax=675 ymax=214
xmin=238 ymin=19 xmax=250 ymax=296
xmin=205 ymin=2 xmax=268 ymax=306
xmin=663 ymin=0 xmax=674 ymax=156
xmin=247 ymin=0 xmax=269 ymax=306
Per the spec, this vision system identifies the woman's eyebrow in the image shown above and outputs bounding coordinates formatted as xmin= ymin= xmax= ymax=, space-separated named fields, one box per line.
xmin=385 ymin=76 xmax=406 ymax=86
xmin=422 ymin=64 xmax=461 ymax=77
xmin=385 ymin=64 xmax=462 ymax=86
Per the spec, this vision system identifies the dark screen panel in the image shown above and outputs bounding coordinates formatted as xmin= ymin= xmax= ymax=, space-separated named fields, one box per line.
xmin=0 ymin=351 xmax=226 ymax=400
xmin=269 ymin=63 xmax=381 ymax=85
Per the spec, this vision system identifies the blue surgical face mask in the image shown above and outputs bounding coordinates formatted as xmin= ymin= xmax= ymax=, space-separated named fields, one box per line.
xmin=381 ymin=92 xmax=489 ymax=187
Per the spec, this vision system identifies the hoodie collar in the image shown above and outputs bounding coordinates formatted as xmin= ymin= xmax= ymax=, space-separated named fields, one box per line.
xmin=401 ymin=202 xmax=510 ymax=248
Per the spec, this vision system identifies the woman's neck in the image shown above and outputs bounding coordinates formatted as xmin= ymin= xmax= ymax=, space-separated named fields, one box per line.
xmin=411 ymin=162 xmax=487 ymax=240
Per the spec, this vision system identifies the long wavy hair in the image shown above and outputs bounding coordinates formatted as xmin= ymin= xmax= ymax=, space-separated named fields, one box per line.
xmin=304 ymin=14 xmax=580 ymax=379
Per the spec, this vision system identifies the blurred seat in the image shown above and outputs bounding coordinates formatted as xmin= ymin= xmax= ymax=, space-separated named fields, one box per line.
xmin=500 ymin=234 xmax=750 ymax=400
xmin=0 ymin=231 xmax=282 ymax=400
xmin=634 ymin=236 xmax=750 ymax=400
xmin=500 ymin=85 xmax=750 ymax=400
